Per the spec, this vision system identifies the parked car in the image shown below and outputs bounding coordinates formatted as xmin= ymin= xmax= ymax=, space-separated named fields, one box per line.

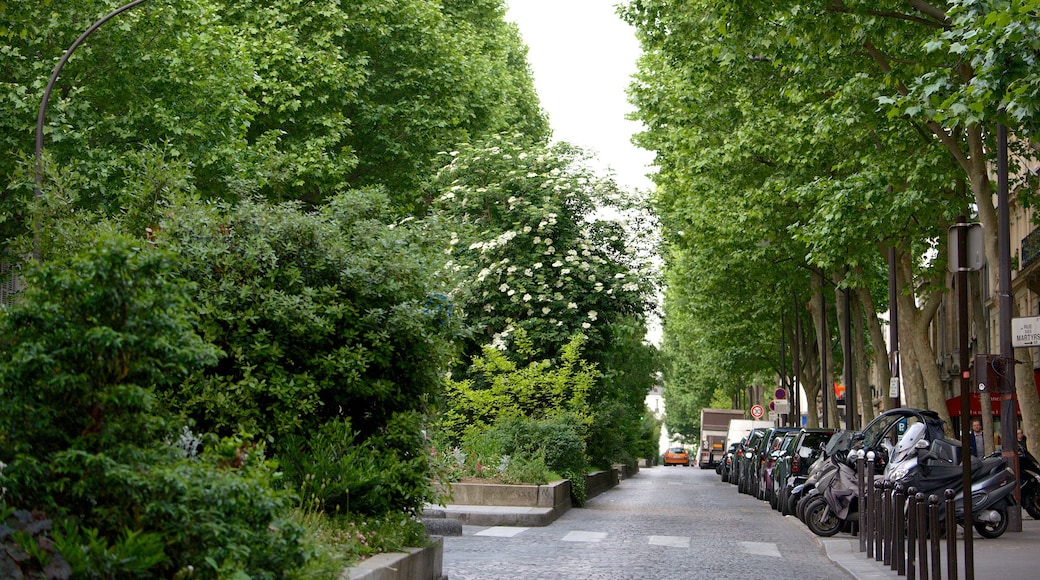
xmin=753 ymin=427 xmax=799 ymax=500
xmin=772 ymin=428 xmax=836 ymax=513
xmin=735 ymin=428 xmax=770 ymax=494
xmin=663 ymin=446 xmax=691 ymax=466
xmin=719 ymin=442 xmax=739 ymax=481
xmin=761 ymin=431 xmax=799 ymax=506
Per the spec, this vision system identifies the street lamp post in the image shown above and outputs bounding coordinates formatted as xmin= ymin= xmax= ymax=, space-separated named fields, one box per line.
xmin=33 ymin=0 xmax=151 ymax=261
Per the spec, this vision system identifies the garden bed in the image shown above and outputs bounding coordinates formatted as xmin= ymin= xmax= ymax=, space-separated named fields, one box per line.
xmin=430 ymin=479 xmax=572 ymax=526
xmin=340 ymin=536 xmax=444 ymax=580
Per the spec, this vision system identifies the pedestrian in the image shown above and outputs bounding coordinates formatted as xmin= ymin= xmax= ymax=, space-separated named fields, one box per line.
xmin=1018 ymin=428 xmax=1028 ymax=453
xmin=969 ymin=419 xmax=984 ymax=457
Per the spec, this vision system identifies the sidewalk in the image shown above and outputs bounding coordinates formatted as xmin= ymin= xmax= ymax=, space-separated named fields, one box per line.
xmin=791 ymin=512 xmax=1040 ymax=579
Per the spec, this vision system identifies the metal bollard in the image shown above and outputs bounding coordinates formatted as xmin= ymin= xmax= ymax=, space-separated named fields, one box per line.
xmin=866 ymin=452 xmax=876 ymax=558
xmin=945 ymin=489 xmax=957 ymax=580
xmin=857 ymin=449 xmax=866 ymax=552
xmin=929 ymin=495 xmax=941 ymax=580
xmin=895 ymin=484 xmax=906 ymax=576
xmin=907 ymin=487 xmax=918 ymax=580
xmin=916 ymin=492 xmax=929 ymax=580
xmin=875 ymin=479 xmax=885 ymax=562
xmin=884 ymin=481 xmax=894 ymax=567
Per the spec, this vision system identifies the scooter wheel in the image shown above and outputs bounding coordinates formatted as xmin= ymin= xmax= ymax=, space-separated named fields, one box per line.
xmin=805 ymin=496 xmax=843 ymax=537
xmin=974 ymin=508 xmax=1008 ymax=539
xmin=1023 ymin=486 xmax=1040 ymax=520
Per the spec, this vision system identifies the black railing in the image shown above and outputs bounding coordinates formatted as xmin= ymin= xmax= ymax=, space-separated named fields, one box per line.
xmin=1022 ymin=226 xmax=1040 ymax=269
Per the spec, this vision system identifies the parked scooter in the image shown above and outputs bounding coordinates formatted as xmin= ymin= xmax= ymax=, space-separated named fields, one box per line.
xmin=801 ymin=449 xmax=859 ymax=537
xmin=886 ymin=425 xmax=1018 ymax=539
xmin=1009 ymin=449 xmax=1040 ymax=520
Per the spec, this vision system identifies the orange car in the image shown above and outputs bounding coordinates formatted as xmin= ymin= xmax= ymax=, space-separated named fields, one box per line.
xmin=663 ymin=447 xmax=690 ymax=466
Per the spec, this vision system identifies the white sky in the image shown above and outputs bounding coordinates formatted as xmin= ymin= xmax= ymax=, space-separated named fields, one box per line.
xmin=504 ymin=0 xmax=655 ymax=192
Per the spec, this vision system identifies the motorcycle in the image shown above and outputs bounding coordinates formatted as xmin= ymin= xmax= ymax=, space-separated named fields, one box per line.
xmin=886 ymin=425 xmax=1018 ymax=539
xmin=801 ymin=449 xmax=859 ymax=536
xmin=1011 ymin=448 xmax=1040 ymax=520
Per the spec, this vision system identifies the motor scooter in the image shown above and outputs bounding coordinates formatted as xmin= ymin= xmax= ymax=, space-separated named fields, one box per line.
xmin=888 ymin=428 xmax=1018 ymax=538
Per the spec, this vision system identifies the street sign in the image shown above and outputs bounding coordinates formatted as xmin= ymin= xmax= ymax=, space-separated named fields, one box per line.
xmin=750 ymin=404 xmax=765 ymax=419
xmin=772 ymin=400 xmax=790 ymax=413
xmin=1012 ymin=316 xmax=1040 ymax=347
xmin=947 ymin=222 xmax=985 ymax=272
xmin=774 ymin=388 xmax=787 ymax=400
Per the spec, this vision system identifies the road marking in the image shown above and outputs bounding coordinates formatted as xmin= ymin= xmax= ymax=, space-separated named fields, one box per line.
xmin=561 ymin=531 xmax=608 ymax=543
xmin=475 ymin=526 xmax=529 ymax=537
xmin=739 ymin=541 xmax=782 ymax=558
xmin=649 ymin=535 xmax=690 ymax=548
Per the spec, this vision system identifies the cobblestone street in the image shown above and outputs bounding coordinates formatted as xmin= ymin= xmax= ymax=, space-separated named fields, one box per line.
xmin=442 ymin=465 xmax=853 ymax=579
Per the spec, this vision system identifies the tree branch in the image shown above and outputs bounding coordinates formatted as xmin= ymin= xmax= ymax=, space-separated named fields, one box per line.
xmin=825 ymin=0 xmax=945 ymax=29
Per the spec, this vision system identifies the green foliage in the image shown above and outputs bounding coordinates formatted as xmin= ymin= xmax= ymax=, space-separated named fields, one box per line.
xmin=0 ymin=0 xmax=547 ymax=241
xmin=437 ymin=330 xmax=597 ymax=442
xmin=435 ymin=414 xmax=588 ymax=503
xmin=155 ymin=189 xmax=457 ymax=516
xmin=0 ymin=234 xmax=309 ymax=578
xmin=0 ymin=232 xmax=219 ymax=468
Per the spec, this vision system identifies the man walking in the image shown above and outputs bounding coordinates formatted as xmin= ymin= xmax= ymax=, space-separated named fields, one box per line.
xmin=969 ymin=419 xmax=984 ymax=457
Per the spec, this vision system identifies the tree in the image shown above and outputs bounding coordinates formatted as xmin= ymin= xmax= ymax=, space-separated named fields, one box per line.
xmin=428 ymin=133 xmax=659 ymax=465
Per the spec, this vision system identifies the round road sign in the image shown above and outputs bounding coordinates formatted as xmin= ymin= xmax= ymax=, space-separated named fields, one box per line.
xmin=751 ymin=404 xmax=765 ymax=419
xmin=774 ymin=388 xmax=787 ymax=400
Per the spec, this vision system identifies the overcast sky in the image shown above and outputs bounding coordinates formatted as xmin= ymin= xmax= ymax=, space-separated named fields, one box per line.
xmin=504 ymin=0 xmax=655 ymax=192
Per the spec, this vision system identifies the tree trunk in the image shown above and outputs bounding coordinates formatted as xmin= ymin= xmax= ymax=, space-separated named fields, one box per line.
xmin=834 ymin=276 xmax=853 ymax=429
xmin=893 ymin=251 xmax=926 ymax=409
xmin=895 ymin=251 xmax=952 ymax=427
xmin=853 ymin=294 xmax=876 ymax=425
xmin=855 ymin=279 xmax=888 ymax=420
xmin=800 ymin=299 xmax=821 ymax=428
xmin=809 ymin=271 xmax=838 ymax=428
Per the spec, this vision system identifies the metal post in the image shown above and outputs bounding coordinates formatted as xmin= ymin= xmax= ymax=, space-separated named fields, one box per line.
xmin=883 ymin=481 xmax=893 ymax=567
xmin=844 ymin=282 xmax=855 ymax=430
xmin=916 ymin=492 xmax=929 ymax=580
xmin=866 ymin=453 xmax=876 ymax=558
xmin=946 ymin=489 xmax=958 ymax=580
xmin=929 ymin=495 xmax=941 ymax=580
xmin=857 ymin=450 xmax=866 ymax=552
xmin=888 ymin=246 xmax=900 ymax=409
xmin=793 ymin=293 xmax=802 ymax=427
xmin=820 ymin=270 xmax=830 ymax=428
xmin=954 ymin=215 xmax=977 ymax=578
xmin=997 ymin=122 xmax=1023 ymax=535
xmin=895 ymin=484 xmax=906 ymax=576
xmin=34 ymin=0 xmax=152 ymax=262
xmin=907 ymin=487 xmax=918 ymax=580
xmin=875 ymin=480 xmax=885 ymax=562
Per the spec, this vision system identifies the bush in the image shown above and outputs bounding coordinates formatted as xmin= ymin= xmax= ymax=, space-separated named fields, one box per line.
xmin=443 ymin=416 xmax=588 ymax=503
xmin=0 ymin=234 xmax=310 ymax=577
xmin=156 ymin=191 xmax=457 ymax=516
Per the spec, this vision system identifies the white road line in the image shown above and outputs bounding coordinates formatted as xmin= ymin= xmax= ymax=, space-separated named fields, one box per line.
xmin=474 ymin=526 xmax=530 ymax=537
xmin=649 ymin=535 xmax=691 ymax=548
xmin=739 ymin=541 xmax=782 ymax=558
xmin=561 ymin=531 xmax=608 ymax=542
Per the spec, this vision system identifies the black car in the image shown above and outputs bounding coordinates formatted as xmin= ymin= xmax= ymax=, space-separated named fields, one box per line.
xmin=735 ymin=428 xmax=770 ymax=495
xmin=752 ymin=427 xmax=799 ymax=500
xmin=762 ymin=431 xmax=800 ymax=507
xmin=718 ymin=442 xmax=739 ymax=481
xmin=772 ymin=428 xmax=836 ymax=513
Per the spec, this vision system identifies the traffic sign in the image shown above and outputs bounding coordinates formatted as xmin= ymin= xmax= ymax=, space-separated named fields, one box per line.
xmin=774 ymin=388 xmax=787 ymax=400
xmin=750 ymin=404 xmax=765 ymax=419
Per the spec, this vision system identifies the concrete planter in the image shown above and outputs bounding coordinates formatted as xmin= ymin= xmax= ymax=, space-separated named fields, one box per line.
xmin=340 ymin=536 xmax=444 ymax=580
xmin=585 ymin=468 xmax=620 ymax=500
xmin=431 ymin=479 xmax=571 ymax=526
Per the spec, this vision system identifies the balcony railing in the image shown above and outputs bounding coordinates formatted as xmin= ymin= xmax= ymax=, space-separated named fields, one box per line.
xmin=1023 ymin=226 xmax=1040 ymax=269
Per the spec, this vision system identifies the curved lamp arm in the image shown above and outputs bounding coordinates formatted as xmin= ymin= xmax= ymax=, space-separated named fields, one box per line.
xmin=33 ymin=0 xmax=151 ymax=260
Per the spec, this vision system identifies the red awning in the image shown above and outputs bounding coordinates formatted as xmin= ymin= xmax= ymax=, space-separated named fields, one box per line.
xmin=945 ymin=368 xmax=1040 ymax=418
